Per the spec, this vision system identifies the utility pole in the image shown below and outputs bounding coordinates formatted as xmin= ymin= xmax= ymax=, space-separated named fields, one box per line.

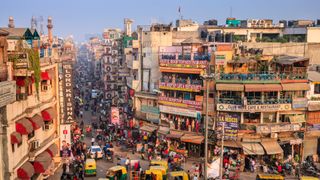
xmin=204 ymin=77 xmax=209 ymax=180
xmin=220 ymin=122 xmax=225 ymax=179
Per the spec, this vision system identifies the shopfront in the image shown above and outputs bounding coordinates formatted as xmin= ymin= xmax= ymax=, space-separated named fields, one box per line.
xmin=180 ymin=132 xmax=204 ymax=157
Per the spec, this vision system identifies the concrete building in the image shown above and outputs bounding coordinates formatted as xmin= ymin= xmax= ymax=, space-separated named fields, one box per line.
xmin=0 ymin=17 xmax=60 ymax=180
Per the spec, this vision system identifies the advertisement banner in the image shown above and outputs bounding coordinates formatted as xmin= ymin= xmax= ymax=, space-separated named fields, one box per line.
xmin=60 ymin=124 xmax=71 ymax=157
xmin=217 ymin=113 xmax=239 ymax=140
xmin=159 ymin=105 xmax=200 ymax=118
xmin=256 ymin=123 xmax=301 ymax=134
xmin=62 ymin=62 xmax=74 ymax=124
xmin=111 ymin=107 xmax=120 ymax=124
xmin=292 ymin=98 xmax=308 ymax=109
xmin=217 ymin=103 xmax=291 ymax=112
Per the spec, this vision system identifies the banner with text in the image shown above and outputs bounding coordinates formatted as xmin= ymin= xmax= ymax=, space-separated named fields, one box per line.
xmin=217 ymin=113 xmax=240 ymax=140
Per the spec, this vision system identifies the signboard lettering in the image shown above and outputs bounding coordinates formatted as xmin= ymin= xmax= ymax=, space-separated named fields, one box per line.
xmin=62 ymin=62 xmax=74 ymax=124
xmin=159 ymin=105 xmax=200 ymax=118
xmin=256 ymin=123 xmax=301 ymax=134
xmin=217 ymin=103 xmax=291 ymax=112
xmin=217 ymin=114 xmax=239 ymax=140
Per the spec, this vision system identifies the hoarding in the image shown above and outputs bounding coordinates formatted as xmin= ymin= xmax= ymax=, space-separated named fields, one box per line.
xmin=111 ymin=107 xmax=120 ymax=124
xmin=62 ymin=62 xmax=74 ymax=124
xmin=217 ymin=113 xmax=240 ymax=140
xmin=217 ymin=103 xmax=291 ymax=112
xmin=60 ymin=124 xmax=71 ymax=153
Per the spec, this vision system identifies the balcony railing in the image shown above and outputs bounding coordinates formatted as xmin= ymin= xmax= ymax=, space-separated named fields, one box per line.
xmin=159 ymin=53 xmax=210 ymax=69
xmin=160 ymin=53 xmax=211 ymax=61
xmin=216 ymin=72 xmax=307 ymax=81
xmin=158 ymin=96 xmax=202 ymax=109
xmin=159 ymin=81 xmax=202 ymax=92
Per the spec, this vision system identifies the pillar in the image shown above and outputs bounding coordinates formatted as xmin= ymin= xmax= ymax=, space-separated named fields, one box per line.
xmin=47 ymin=17 xmax=53 ymax=46
xmin=260 ymin=112 xmax=264 ymax=124
xmin=240 ymin=112 xmax=244 ymax=123
xmin=276 ymin=112 xmax=280 ymax=123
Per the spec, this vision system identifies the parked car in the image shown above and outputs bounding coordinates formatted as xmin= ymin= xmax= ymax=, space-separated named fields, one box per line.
xmin=88 ymin=146 xmax=103 ymax=159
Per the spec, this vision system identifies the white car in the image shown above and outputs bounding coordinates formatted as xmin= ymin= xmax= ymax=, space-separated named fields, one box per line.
xmin=88 ymin=146 xmax=103 ymax=159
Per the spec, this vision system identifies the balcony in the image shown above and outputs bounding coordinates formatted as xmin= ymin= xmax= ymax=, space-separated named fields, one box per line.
xmin=216 ymin=72 xmax=307 ymax=83
xmin=158 ymin=96 xmax=202 ymax=110
xmin=159 ymin=53 xmax=209 ymax=69
xmin=159 ymin=80 xmax=202 ymax=92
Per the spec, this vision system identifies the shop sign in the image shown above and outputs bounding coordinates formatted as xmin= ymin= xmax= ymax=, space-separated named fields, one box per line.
xmin=159 ymin=105 xmax=200 ymax=118
xmin=111 ymin=107 xmax=120 ymax=124
xmin=60 ymin=124 xmax=71 ymax=152
xmin=159 ymin=82 xmax=202 ymax=92
xmin=0 ymin=81 xmax=16 ymax=108
xmin=292 ymin=98 xmax=308 ymax=109
xmin=289 ymin=114 xmax=305 ymax=123
xmin=62 ymin=63 xmax=74 ymax=124
xmin=290 ymin=138 xmax=302 ymax=145
xmin=217 ymin=114 xmax=239 ymax=140
xmin=146 ymin=113 xmax=160 ymax=124
xmin=256 ymin=123 xmax=301 ymax=134
xmin=159 ymin=59 xmax=208 ymax=69
xmin=141 ymin=105 xmax=160 ymax=114
xmin=159 ymin=96 xmax=202 ymax=109
xmin=217 ymin=103 xmax=291 ymax=112
xmin=215 ymin=54 xmax=225 ymax=65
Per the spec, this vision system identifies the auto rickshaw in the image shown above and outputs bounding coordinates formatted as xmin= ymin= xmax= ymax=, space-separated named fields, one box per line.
xmin=168 ymin=171 xmax=189 ymax=180
xmin=106 ymin=166 xmax=127 ymax=180
xmin=256 ymin=174 xmax=284 ymax=180
xmin=300 ymin=176 xmax=319 ymax=180
xmin=150 ymin=160 xmax=168 ymax=172
xmin=145 ymin=169 xmax=163 ymax=180
xmin=84 ymin=159 xmax=96 ymax=176
xmin=149 ymin=166 xmax=167 ymax=179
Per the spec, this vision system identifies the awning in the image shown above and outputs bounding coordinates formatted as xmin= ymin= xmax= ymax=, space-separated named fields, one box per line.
xmin=303 ymin=138 xmax=318 ymax=157
xmin=166 ymin=130 xmax=184 ymax=139
xmin=17 ymin=162 xmax=35 ymax=179
xmin=29 ymin=114 xmax=44 ymax=130
xmin=46 ymin=143 xmax=59 ymax=157
xmin=289 ymin=115 xmax=306 ymax=123
xmin=157 ymin=126 xmax=169 ymax=135
xmin=41 ymin=71 xmax=51 ymax=80
xmin=180 ymin=133 xmax=204 ymax=144
xmin=11 ymin=132 xmax=22 ymax=144
xmin=260 ymin=140 xmax=283 ymax=155
xmin=16 ymin=118 xmax=33 ymax=135
xmin=245 ymin=84 xmax=282 ymax=92
xmin=217 ymin=141 xmax=242 ymax=148
xmin=15 ymin=77 xmax=33 ymax=87
xmin=159 ymin=67 xmax=203 ymax=74
xmin=216 ymin=84 xmax=244 ymax=91
xmin=281 ymin=83 xmax=310 ymax=91
xmin=308 ymin=103 xmax=320 ymax=111
xmin=140 ymin=125 xmax=158 ymax=133
xmin=241 ymin=142 xmax=265 ymax=155
xmin=33 ymin=151 xmax=52 ymax=174
xmin=41 ymin=108 xmax=55 ymax=121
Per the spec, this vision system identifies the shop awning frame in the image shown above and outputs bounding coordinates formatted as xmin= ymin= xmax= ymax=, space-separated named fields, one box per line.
xmin=29 ymin=114 xmax=44 ymax=130
xmin=245 ymin=84 xmax=282 ymax=92
xmin=180 ymin=133 xmax=204 ymax=144
xmin=46 ymin=143 xmax=59 ymax=157
xmin=11 ymin=132 xmax=22 ymax=144
xmin=166 ymin=130 xmax=184 ymax=139
xmin=140 ymin=125 xmax=158 ymax=133
xmin=303 ymin=138 xmax=318 ymax=158
xmin=241 ymin=142 xmax=265 ymax=155
xmin=33 ymin=151 xmax=52 ymax=174
xmin=217 ymin=140 xmax=242 ymax=148
xmin=281 ymin=83 xmax=310 ymax=91
xmin=260 ymin=140 xmax=283 ymax=155
xmin=41 ymin=71 xmax=51 ymax=80
xmin=216 ymin=84 xmax=244 ymax=91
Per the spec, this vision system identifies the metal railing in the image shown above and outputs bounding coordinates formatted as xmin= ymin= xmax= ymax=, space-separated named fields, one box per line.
xmin=218 ymin=97 xmax=292 ymax=105
xmin=217 ymin=72 xmax=307 ymax=81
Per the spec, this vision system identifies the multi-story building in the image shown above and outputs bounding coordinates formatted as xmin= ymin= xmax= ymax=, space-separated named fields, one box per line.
xmin=306 ymin=66 xmax=320 ymax=157
xmin=0 ymin=17 xmax=60 ymax=180
xmin=214 ymin=52 xmax=310 ymax=165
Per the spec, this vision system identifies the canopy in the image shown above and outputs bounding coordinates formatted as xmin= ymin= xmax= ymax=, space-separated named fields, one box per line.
xmin=245 ymin=84 xmax=282 ymax=92
xmin=241 ymin=142 xmax=265 ymax=155
xmin=180 ymin=133 xmax=204 ymax=144
xmin=11 ymin=132 xmax=22 ymax=144
xmin=217 ymin=141 xmax=242 ymax=148
xmin=140 ymin=124 xmax=157 ymax=133
xmin=166 ymin=130 xmax=184 ymax=139
xmin=157 ymin=126 xmax=169 ymax=135
xmin=216 ymin=84 xmax=244 ymax=91
xmin=29 ymin=114 xmax=44 ymax=130
xmin=17 ymin=162 xmax=34 ymax=179
xmin=46 ymin=143 xmax=59 ymax=157
xmin=260 ymin=140 xmax=283 ymax=155
xmin=281 ymin=83 xmax=310 ymax=91
xmin=33 ymin=151 xmax=52 ymax=173
xmin=41 ymin=107 xmax=55 ymax=121
xmin=41 ymin=71 xmax=51 ymax=80
xmin=16 ymin=118 xmax=33 ymax=135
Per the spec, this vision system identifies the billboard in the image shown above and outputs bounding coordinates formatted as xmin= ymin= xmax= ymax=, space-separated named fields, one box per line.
xmin=60 ymin=124 xmax=71 ymax=157
xmin=217 ymin=113 xmax=240 ymax=140
xmin=62 ymin=62 xmax=74 ymax=124
xmin=111 ymin=107 xmax=120 ymax=124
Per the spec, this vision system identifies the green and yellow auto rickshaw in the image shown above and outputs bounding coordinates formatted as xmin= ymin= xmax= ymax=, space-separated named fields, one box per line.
xmin=256 ymin=174 xmax=284 ymax=180
xmin=149 ymin=166 xmax=167 ymax=179
xmin=145 ymin=169 xmax=163 ymax=180
xmin=84 ymin=159 xmax=96 ymax=176
xmin=106 ymin=166 xmax=127 ymax=180
xmin=150 ymin=160 xmax=168 ymax=172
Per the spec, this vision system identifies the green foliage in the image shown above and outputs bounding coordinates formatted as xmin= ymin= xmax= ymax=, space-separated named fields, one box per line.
xmin=27 ymin=49 xmax=41 ymax=99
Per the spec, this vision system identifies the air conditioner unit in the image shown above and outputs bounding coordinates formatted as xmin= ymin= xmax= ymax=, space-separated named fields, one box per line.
xmin=31 ymin=140 xmax=40 ymax=150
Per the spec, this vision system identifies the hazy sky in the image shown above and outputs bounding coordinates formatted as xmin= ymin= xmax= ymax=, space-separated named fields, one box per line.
xmin=0 ymin=0 xmax=319 ymax=41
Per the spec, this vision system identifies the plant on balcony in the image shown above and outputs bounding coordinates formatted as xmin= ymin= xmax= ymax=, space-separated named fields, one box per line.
xmin=27 ymin=49 xmax=41 ymax=99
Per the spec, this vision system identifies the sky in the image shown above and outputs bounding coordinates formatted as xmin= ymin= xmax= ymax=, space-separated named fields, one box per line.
xmin=0 ymin=0 xmax=319 ymax=42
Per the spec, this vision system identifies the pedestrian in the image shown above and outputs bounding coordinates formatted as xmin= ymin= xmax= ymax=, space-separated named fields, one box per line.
xmin=125 ymin=157 xmax=130 ymax=171
xmin=91 ymin=137 xmax=95 ymax=146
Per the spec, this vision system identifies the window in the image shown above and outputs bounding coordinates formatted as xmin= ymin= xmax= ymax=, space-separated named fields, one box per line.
xmin=294 ymin=91 xmax=305 ymax=98
xmin=263 ymin=112 xmax=276 ymax=123
xmin=28 ymin=131 xmax=35 ymax=140
xmin=43 ymin=121 xmax=53 ymax=131
xmin=41 ymin=81 xmax=49 ymax=91
xmin=12 ymin=144 xmax=15 ymax=153
xmin=314 ymin=84 xmax=320 ymax=94
xmin=244 ymin=112 xmax=260 ymax=123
